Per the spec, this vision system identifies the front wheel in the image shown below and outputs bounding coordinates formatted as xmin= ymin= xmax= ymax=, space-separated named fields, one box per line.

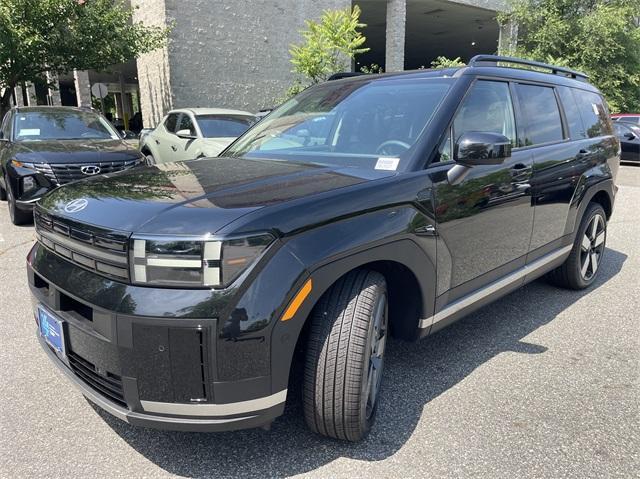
xmin=6 ymin=176 xmax=32 ymax=225
xmin=303 ymin=269 xmax=388 ymax=441
xmin=548 ymin=202 xmax=607 ymax=289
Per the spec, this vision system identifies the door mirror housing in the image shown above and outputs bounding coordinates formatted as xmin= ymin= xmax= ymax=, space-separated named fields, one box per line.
xmin=176 ymin=129 xmax=197 ymax=139
xmin=455 ymin=132 xmax=512 ymax=166
xmin=623 ymin=132 xmax=636 ymax=141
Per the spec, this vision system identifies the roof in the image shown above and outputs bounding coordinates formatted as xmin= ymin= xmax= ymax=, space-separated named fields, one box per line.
xmin=13 ymin=106 xmax=96 ymax=113
xmin=169 ymin=107 xmax=255 ymax=117
xmin=612 ymin=113 xmax=639 ymax=116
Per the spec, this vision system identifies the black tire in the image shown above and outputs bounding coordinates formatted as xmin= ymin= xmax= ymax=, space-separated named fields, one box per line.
xmin=145 ymin=153 xmax=156 ymax=165
xmin=6 ymin=176 xmax=32 ymax=225
xmin=548 ymin=202 xmax=607 ymax=290
xmin=0 ymin=181 xmax=6 ymax=201
xmin=303 ymin=269 xmax=388 ymax=441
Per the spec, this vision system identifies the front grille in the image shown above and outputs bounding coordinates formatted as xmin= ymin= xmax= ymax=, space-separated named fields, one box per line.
xmin=35 ymin=211 xmax=131 ymax=282
xmin=67 ymin=351 xmax=127 ymax=408
xmin=35 ymin=159 xmax=140 ymax=185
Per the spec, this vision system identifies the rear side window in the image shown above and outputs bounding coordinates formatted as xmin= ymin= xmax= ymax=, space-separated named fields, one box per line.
xmin=164 ymin=113 xmax=179 ymax=133
xmin=573 ymin=90 xmax=612 ymax=138
xmin=514 ymin=84 xmax=564 ymax=146
xmin=558 ymin=87 xmax=586 ymax=140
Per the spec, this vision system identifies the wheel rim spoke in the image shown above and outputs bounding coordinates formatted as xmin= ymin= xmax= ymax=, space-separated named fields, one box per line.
xmin=591 ymin=252 xmax=599 ymax=275
xmin=594 ymin=231 xmax=605 ymax=247
xmin=590 ymin=216 xmax=599 ymax=240
xmin=581 ymin=234 xmax=591 ymax=252
xmin=581 ymin=253 xmax=591 ymax=278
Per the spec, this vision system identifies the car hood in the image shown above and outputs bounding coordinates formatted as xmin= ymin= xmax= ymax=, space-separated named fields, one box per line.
xmin=37 ymin=156 xmax=392 ymax=235
xmin=201 ymin=137 xmax=236 ymax=156
xmin=11 ymin=139 xmax=140 ymax=164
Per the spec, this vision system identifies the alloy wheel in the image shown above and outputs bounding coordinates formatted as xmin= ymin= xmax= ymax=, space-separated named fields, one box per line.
xmin=579 ymin=213 xmax=605 ymax=281
xmin=365 ymin=294 xmax=388 ymax=420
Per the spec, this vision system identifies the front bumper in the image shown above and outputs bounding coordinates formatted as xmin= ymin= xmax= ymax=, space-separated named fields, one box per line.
xmin=26 ymin=241 xmax=304 ymax=432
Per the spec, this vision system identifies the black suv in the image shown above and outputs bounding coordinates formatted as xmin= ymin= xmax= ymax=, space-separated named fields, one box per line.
xmin=0 ymin=106 xmax=144 ymax=224
xmin=27 ymin=56 xmax=619 ymax=441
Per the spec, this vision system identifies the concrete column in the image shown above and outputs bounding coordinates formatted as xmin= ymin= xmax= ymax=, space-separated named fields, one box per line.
xmin=498 ymin=20 xmax=518 ymax=56
xmin=73 ymin=70 xmax=92 ymax=107
xmin=46 ymin=72 xmax=62 ymax=105
xmin=385 ymin=0 xmax=406 ymax=72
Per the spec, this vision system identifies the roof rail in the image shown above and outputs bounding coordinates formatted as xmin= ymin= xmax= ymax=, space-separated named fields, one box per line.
xmin=327 ymin=72 xmax=367 ymax=81
xmin=468 ymin=55 xmax=589 ymax=80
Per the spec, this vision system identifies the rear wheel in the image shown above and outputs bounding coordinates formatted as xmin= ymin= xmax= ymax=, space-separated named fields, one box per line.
xmin=303 ymin=269 xmax=388 ymax=441
xmin=548 ymin=202 xmax=606 ymax=289
xmin=6 ymin=175 xmax=32 ymax=225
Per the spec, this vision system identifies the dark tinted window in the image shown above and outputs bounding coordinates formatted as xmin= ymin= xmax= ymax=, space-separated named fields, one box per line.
xmin=453 ymin=80 xmax=516 ymax=145
xmin=164 ymin=113 xmax=179 ymax=133
xmin=613 ymin=122 xmax=640 ymax=139
xmin=515 ymin=84 xmax=563 ymax=146
xmin=197 ymin=115 xmax=255 ymax=138
xmin=177 ymin=114 xmax=195 ymax=135
xmin=558 ymin=87 xmax=586 ymax=139
xmin=573 ymin=90 xmax=611 ymax=138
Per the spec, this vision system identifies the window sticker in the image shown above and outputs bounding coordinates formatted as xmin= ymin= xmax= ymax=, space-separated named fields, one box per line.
xmin=19 ymin=129 xmax=40 ymax=136
xmin=375 ymin=157 xmax=400 ymax=171
xmin=592 ymin=103 xmax=599 ymax=116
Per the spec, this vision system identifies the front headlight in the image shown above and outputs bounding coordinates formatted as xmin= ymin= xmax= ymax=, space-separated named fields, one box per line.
xmin=131 ymin=233 xmax=274 ymax=288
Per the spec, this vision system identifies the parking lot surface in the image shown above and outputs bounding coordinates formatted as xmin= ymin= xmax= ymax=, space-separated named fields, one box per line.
xmin=1 ymin=166 xmax=638 ymax=478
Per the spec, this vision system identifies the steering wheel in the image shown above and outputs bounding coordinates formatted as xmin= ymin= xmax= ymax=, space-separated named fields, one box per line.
xmin=376 ymin=140 xmax=411 ymax=156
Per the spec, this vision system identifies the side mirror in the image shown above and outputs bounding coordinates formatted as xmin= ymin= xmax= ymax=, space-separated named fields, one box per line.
xmin=176 ymin=129 xmax=197 ymax=139
xmin=624 ymin=132 xmax=636 ymax=140
xmin=455 ymin=132 xmax=512 ymax=166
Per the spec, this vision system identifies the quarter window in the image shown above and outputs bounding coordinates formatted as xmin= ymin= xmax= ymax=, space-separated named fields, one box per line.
xmin=573 ymin=90 xmax=612 ymax=138
xmin=453 ymin=80 xmax=516 ymax=146
xmin=514 ymin=84 xmax=564 ymax=146
xmin=164 ymin=113 xmax=179 ymax=133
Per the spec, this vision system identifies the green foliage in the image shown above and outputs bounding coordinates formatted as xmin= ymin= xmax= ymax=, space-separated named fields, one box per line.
xmin=499 ymin=0 xmax=640 ymax=112
xmin=430 ymin=56 xmax=466 ymax=69
xmin=287 ymin=5 xmax=369 ymax=95
xmin=0 ymin=0 xmax=168 ymax=114
xmin=359 ymin=63 xmax=383 ymax=74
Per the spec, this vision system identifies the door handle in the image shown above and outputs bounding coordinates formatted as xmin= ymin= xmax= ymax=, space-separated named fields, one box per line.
xmin=171 ymin=145 xmax=177 ymax=152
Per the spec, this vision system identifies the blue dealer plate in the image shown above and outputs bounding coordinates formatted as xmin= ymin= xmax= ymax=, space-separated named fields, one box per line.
xmin=38 ymin=307 xmax=65 ymax=355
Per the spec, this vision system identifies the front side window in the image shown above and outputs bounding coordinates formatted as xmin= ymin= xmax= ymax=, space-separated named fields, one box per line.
xmin=225 ymin=78 xmax=453 ymax=170
xmin=197 ymin=115 xmax=255 ymax=138
xmin=514 ymin=84 xmax=564 ymax=146
xmin=453 ymin=80 xmax=516 ymax=146
xmin=177 ymin=114 xmax=196 ymax=135
xmin=13 ymin=110 xmax=118 ymax=141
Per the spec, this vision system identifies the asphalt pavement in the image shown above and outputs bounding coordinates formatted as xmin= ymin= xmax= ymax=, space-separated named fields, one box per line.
xmin=1 ymin=166 xmax=638 ymax=478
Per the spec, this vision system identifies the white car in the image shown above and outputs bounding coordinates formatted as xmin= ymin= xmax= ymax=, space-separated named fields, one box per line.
xmin=140 ymin=108 xmax=256 ymax=163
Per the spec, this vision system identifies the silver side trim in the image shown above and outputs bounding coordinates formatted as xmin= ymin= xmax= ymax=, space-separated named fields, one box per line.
xmin=140 ymin=389 xmax=288 ymax=417
xmin=419 ymin=245 xmax=573 ymax=329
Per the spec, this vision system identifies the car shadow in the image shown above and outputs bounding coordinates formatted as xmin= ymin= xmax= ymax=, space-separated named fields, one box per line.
xmin=92 ymin=247 xmax=627 ymax=478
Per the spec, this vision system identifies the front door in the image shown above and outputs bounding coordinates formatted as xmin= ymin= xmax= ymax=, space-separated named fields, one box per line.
xmin=430 ymin=80 xmax=535 ymax=302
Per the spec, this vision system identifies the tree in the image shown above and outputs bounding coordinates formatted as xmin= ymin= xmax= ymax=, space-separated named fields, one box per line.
xmin=286 ymin=5 xmax=369 ymax=98
xmin=430 ymin=56 xmax=466 ymax=69
xmin=499 ymin=0 xmax=640 ymax=112
xmin=0 ymin=0 xmax=168 ymax=119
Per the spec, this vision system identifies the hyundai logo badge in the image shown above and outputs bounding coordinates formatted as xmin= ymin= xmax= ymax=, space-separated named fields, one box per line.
xmin=80 ymin=165 xmax=101 ymax=175
xmin=64 ymin=198 xmax=88 ymax=213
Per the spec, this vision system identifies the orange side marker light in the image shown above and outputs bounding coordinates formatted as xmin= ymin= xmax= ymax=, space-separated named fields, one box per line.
xmin=281 ymin=279 xmax=313 ymax=321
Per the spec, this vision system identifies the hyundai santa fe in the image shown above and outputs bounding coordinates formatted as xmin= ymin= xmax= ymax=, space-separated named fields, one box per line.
xmin=27 ymin=55 xmax=619 ymax=441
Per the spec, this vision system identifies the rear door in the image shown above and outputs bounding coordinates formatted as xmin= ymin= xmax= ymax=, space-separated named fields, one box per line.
xmin=613 ymin=123 xmax=640 ymax=162
xmin=514 ymin=83 xmax=580 ymax=255
xmin=152 ymin=113 xmax=179 ymax=163
xmin=430 ymin=79 xmax=535 ymax=301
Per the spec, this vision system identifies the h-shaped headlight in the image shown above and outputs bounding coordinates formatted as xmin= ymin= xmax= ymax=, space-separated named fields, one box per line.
xmin=130 ymin=233 xmax=274 ymax=288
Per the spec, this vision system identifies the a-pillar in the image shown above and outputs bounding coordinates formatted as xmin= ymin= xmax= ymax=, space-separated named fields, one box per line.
xmin=73 ymin=70 xmax=92 ymax=107
xmin=385 ymin=0 xmax=406 ymax=72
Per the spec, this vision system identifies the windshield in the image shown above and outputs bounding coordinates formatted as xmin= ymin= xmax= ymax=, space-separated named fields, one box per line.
xmin=13 ymin=110 xmax=119 ymax=141
xmin=197 ymin=115 xmax=255 ymax=138
xmin=225 ymin=78 xmax=452 ymax=170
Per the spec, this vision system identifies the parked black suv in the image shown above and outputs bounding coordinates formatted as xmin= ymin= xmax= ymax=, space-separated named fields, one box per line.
xmin=27 ymin=56 xmax=619 ymax=441
xmin=0 ymin=106 xmax=145 ymax=224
